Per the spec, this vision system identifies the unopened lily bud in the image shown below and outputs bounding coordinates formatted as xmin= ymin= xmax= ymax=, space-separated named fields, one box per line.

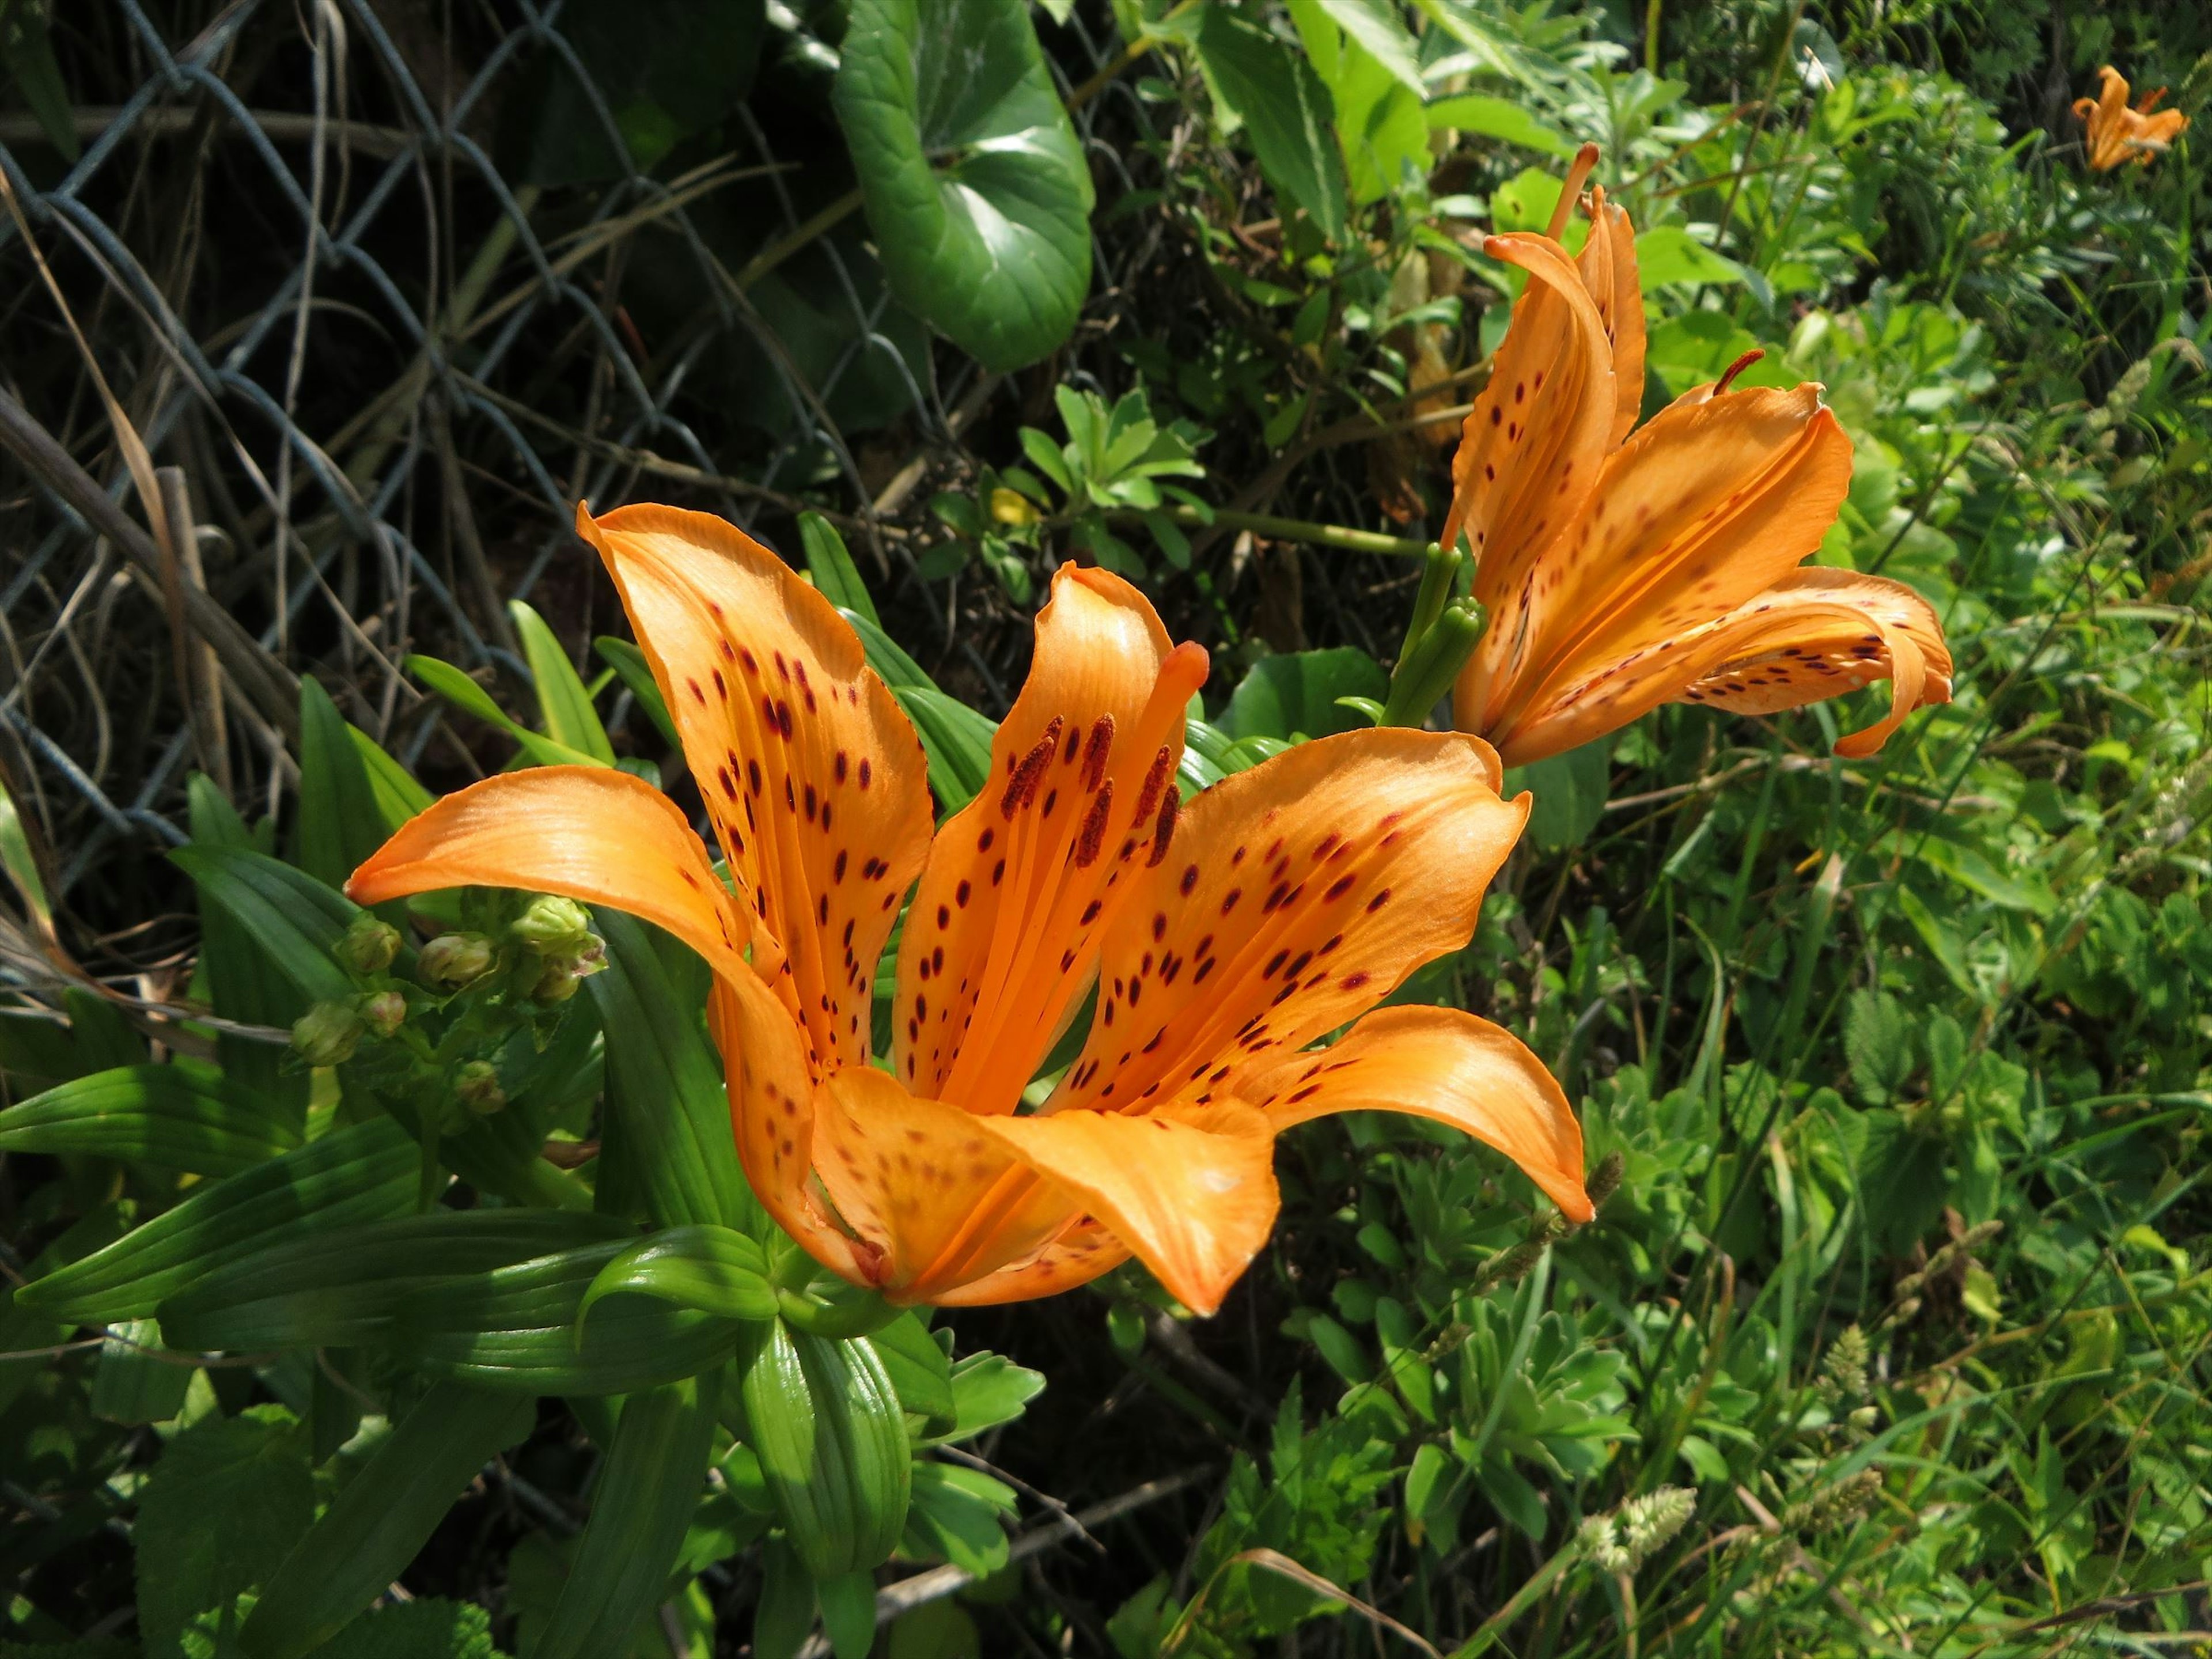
xmin=356 ymin=989 xmax=407 ymax=1037
xmin=511 ymin=895 xmax=594 ymax=951
xmin=529 ymin=938 xmax=606 ymax=1004
xmin=335 ymin=913 xmax=402 ymax=975
xmin=419 ymin=931 xmax=497 ymax=986
xmin=453 ymin=1060 xmax=506 ymax=1115
xmin=291 ymin=1002 xmax=364 ymax=1067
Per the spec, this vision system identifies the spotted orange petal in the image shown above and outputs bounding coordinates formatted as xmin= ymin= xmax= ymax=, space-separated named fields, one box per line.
xmin=1470 ymin=385 xmax=1854 ymax=764
xmin=929 ymin=1224 xmax=1131 ymax=1308
xmin=1046 ymin=729 xmax=1527 ymax=1116
xmin=1494 ymin=567 xmax=1952 ymax=763
xmin=1450 ymin=232 xmax=1619 ymax=734
xmin=344 ymin=765 xmax=747 ymax=981
xmin=1577 ymin=185 xmax=1644 ymax=450
xmin=807 ymin=1066 xmax=1081 ymax=1302
xmin=1251 ymin=1007 xmax=1590 ymax=1221
xmin=967 ymin=1099 xmax=1280 ymax=1316
xmin=893 ymin=563 xmax=1207 ymax=1113
xmin=578 ymin=503 xmax=933 ymax=1069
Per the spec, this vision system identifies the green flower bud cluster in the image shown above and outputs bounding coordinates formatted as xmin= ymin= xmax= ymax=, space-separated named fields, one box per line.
xmin=290 ymin=1001 xmax=366 ymax=1067
xmin=509 ymin=896 xmax=605 ymax=1006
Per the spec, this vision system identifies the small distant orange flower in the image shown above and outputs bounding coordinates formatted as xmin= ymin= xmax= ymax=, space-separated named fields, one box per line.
xmin=350 ymin=506 xmax=1591 ymax=1316
xmin=1443 ymin=147 xmax=1953 ymax=767
xmin=2075 ymin=65 xmax=2189 ymax=172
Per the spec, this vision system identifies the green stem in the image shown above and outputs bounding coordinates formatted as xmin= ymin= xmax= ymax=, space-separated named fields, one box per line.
xmin=734 ymin=188 xmax=864 ymax=291
xmin=1122 ymin=505 xmax=1427 ymax=558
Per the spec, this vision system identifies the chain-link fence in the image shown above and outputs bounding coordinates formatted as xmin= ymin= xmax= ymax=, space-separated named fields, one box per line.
xmin=0 ymin=0 xmax=1159 ymax=945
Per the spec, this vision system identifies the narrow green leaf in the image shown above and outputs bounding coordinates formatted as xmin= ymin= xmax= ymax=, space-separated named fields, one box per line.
xmin=0 ymin=1064 xmax=298 ymax=1176
xmin=843 ymin=609 xmax=933 ymax=691
xmin=512 ymin=600 xmax=618 ymax=764
xmin=161 ymin=1209 xmax=632 ymax=1351
xmin=18 ymin=1118 xmax=418 ymax=1324
xmin=587 ymin=911 xmax=761 ymax=1234
xmin=579 ymin=1225 xmax=778 ymax=1333
xmin=817 ymin=1570 xmax=878 ymax=1659
xmin=89 ymin=1316 xmax=195 ymax=1425
xmin=396 ymin=1241 xmax=748 ymax=1394
xmin=408 ymin=654 xmax=609 ymax=769
xmin=239 ymin=1383 xmax=534 ymax=1659
xmin=347 ymin=725 xmax=434 ymax=831
xmin=893 ymin=687 xmax=999 ymax=814
xmin=593 ymin=637 xmax=681 ymax=750
xmin=296 ymin=678 xmax=390 ymax=890
xmin=527 ymin=1372 xmax=722 ymax=1659
xmin=751 ymin=1539 xmax=818 ymax=1659
xmin=0 ymin=767 xmax=52 ymax=935
xmin=169 ymin=844 xmax=368 ymax=1006
xmin=185 ymin=786 xmax=307 ymax=1115
xmin=801 ymin=513 xmax=880 ymax=626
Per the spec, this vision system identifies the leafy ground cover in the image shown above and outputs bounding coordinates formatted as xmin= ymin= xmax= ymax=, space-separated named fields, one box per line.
xmin=1 ymin=1 xmax=2209 ymax=1656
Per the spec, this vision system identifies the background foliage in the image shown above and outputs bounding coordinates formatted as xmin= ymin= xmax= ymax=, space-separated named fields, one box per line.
xmin=2 ymin=0 xmax=2210 ymax=1655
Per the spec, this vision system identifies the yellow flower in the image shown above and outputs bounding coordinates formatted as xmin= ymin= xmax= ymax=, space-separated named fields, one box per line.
xmin=989 ymin=487 xmax=1040 ymax=528
xmin=2075 ymin=66 xmax=2190 ymax=173
xmin=1444 ymin=147 xmax=1953 ymax=767
xmin=349 ymin=506 xmax=1590 ymax=1315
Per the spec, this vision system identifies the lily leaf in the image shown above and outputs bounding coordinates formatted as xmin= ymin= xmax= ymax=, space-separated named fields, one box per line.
xmin=834 ymin=0 xmax=1094 ymax=370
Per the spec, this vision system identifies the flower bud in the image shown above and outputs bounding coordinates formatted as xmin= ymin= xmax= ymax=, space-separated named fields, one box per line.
xmin=355 ymin=989 xmax=407 ymax=1037
xmin=335 ymin=913 xmax=402 ymax=975
xmin=511 ymin=895 xmax=594 ymax=951
xmin=291 ymin=1002 xmax=365 ymax=1067
xmin=418 ymin=931 xmax=497 ymax=986
xmin=453 ymin=1059 xmax=507 ymax=1115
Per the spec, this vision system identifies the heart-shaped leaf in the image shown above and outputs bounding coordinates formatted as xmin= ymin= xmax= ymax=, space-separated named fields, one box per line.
xmin=834 ymin=0 xmax=1094 ymax=370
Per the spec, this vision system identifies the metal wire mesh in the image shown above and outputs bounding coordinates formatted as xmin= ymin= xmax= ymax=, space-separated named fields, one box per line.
xmin=0 ymin=0 xmax=1150 ymax=931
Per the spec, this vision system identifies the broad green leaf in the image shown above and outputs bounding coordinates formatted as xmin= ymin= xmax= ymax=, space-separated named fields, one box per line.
xmin=1195 ymin=9 xmax=1348 ymax=243
xmin=161 ymin=1210 xmax=632 ymax=1351
xmin=902 ymin=1463 xmax=1018 ymax=1577
xmin=802 ymin=513 xmax=880 ymax=626
xmin=1504 ymin=736 xmax=1612 ymax=854
xmin=295 ymin=678 xmax=389 ymax=891
xmin=587 ymin=912 xmax=760 ymax=1233
xmin=741 ymin=1323 xmax=912 ymax=1578
xmin=89 ymin=1316 xmax=195 ymax=1426
xmin=943 ymin=1351 xmax=1044 ymax=1442
xmin=19 ymin=1119 xmax=418 ymax=1325
xmin=872 ymin=1312 xmax=957 ymax=1438
xmin=1310 ymin=0 xmax=1422 ymax=94
xmin=578 ymin=1225 xmax=779 ymax=1332
xmin=511 ymin=600 xmax=617 ymax=764
xmin=169 ymin=844 xmax=368 ymax=1006
xmin=238 ymin=1384 xmax=533 ymax=1659
xmin=593 ymin=635 xmax=681 ymax=751
xmin=0 ymin=1065 xmax=300 ymax=1176
xmin=138 ymin=1405 xmax=316 ymax=1658
xmin=1422 ymin=92 xmax=1578 ymax=157
xmin=302 ymin=1599 xmax=502 ymax=1659
xmin=1219 ymin=649 xmax=1388 ymax=743
xmin=894 ymin=687 xmax=999 ymax=813
xmin=527 ymin=1372 xmax=721 ymax=1659
xmin=407 ymin=654 xmax=609 ymax=769
xmin=1634 ymin=225 xmax=1747 ymax=289
xmin=834 ymin=0 xmax=1094 ymax=369
xmin=396 ymin=1241 xmax=749 ymax=1393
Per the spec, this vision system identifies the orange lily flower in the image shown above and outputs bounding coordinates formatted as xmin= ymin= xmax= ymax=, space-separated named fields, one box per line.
xmin=1442 ymin=147 xmax=1952 ymax=767
xmin=349 ymin=505 xmax=1591 ymax=1316
xmin=2075 ymin=65 xmax=2189 ymax=172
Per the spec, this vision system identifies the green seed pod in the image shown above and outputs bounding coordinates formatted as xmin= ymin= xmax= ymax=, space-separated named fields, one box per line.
xmin=740 ymin=1321 xmax=911 ymax=1579
xmin=335 ymin=913 xmax=403 ymax=975
xmin=291 ymin=1002 xmax=365 ymax=1067
xmin=418 ymin=931 xmax=497 ymax=986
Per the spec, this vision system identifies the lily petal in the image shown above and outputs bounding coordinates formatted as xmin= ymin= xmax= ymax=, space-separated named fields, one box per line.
xmin=930 ymin=1224 xmax=1131 ymax=1308
xmin=706 ymin=969 xmax=873 ymax=1285
xmin=969 ymin=1099 xmax=1280 ymax=1316
xmin=895 ymin=563 xmax=1207 ymax=1113
xmin=1577 ymin=186 xmax=1645 ymax=450
xmin=344 ymin=766 xmax=747 ymax=981
xmin=1048 ymin=729 xmax=1527 ymax=1115
xmin=1494 ymin=567 xmax=1952 ymax=763
xmin=579 ymin=503 xmax=933 ymax=1068
xmin=1449 ymin=232 xmax=1619 ymax=732
xmin=1251 ymin=1007 xmax=1590 ymax=1221
xmin=808 ymin=1066 xmax=1078 ymax=1301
